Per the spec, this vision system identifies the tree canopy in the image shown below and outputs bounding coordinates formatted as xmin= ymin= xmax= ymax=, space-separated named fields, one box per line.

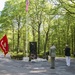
xmin=0 ymin=0 xmax=75 ymax=57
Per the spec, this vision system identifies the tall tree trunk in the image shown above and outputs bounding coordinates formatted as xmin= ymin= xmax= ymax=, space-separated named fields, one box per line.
xmin=74 ymin=27 xmax=75 ymax=52
xmin=17 ymin=15 xmax=21 ymax=53
xmin=66 ymin=13 xmax=70 ymax=44
xmin=57 ymin=19 xmax=61 ymax=55
xmin=23 ymin=30 xmax=26 ymax=56
xmin=44 ymin=25 xmax=50 ymax=58
xmin=32 ymin=26 xmax=35 ymax=41
xmin=11 ymin=23 xmax=15 ymax=51
xmin=12 ymin=25 xmax=14 ymax=50
xmin=71 ymin=26 xmax=73 ymax=54
xmin=37 ymin=23 xmax=41 ymax=54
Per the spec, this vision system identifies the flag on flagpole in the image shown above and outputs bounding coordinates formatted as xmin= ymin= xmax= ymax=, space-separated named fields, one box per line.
xmin=0 ymin=35 xmax=9 ymax=55
xmin=26 ymin=0 xmax=29 ymax=12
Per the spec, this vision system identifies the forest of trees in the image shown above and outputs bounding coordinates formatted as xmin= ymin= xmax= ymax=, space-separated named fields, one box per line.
xmin=0 ymin=0 xmax=75 ymax=58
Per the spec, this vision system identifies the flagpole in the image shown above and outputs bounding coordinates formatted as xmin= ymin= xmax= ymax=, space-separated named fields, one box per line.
xmin=25 ymin=0 xmax=29 ymax=57
xmin=26 ymin=12 xmax=28 ymax=57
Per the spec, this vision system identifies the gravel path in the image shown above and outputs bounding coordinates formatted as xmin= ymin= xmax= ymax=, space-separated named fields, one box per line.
xmin=0 ymin=53 xmax=75 ymax=75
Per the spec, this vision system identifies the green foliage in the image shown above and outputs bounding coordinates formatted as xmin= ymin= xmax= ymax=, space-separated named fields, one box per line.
xmin=0 ymin=0 xmax=75 ymax=57
xmin=10 ymin=52 xmax=24 ymax=60
xmin=38 ymin=52 xmax=44 ymax=58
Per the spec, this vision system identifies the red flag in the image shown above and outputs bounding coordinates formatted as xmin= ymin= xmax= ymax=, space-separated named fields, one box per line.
xmin=0 ymin=35 xmax=9 ymax=55
xmin=26 ymin=0 xmax=29 ymax=12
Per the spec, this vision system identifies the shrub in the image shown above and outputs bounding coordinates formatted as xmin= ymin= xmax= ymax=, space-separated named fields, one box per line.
xmin=10 ymin=52 xmax=24 ymax=60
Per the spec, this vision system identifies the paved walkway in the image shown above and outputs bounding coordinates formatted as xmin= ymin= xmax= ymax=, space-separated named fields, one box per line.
xmin=0 ymin=54 xmax=75 ymax=75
